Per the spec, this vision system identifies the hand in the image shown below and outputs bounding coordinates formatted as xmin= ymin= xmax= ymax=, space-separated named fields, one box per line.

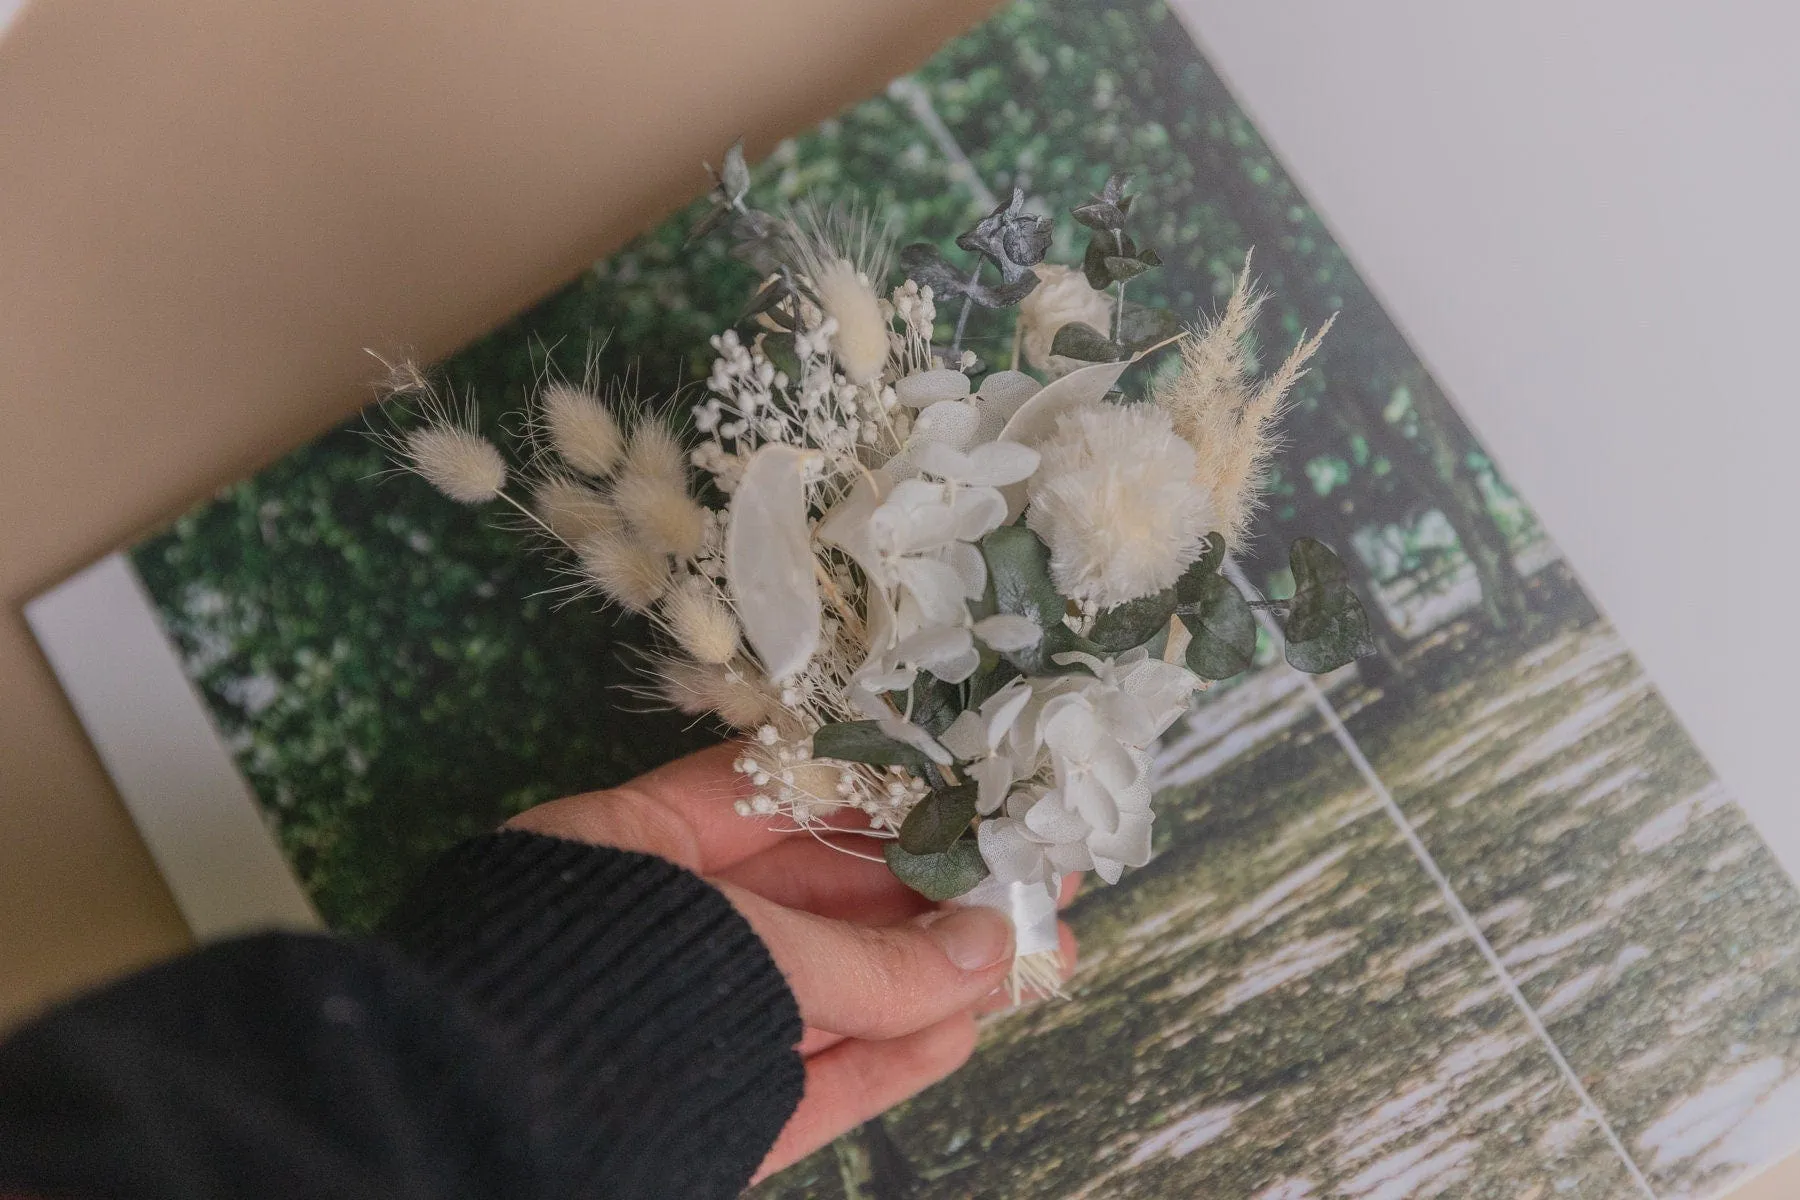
xmin=507 ymin=743 xmax=1078 ymax=1182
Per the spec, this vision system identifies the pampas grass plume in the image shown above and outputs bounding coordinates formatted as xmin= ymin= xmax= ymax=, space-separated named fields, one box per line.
xmin=1154 ymin=254 xmax=1333 ymax=546
xmin=403 ymin=425 xmax=508 ymax=505
xmin=540 ymin=382 xmax=625 ymax=478
xmin=576 ymin=527 xmax=671 ymax=612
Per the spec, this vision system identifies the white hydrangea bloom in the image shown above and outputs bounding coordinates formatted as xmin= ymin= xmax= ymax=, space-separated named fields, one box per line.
xmin=942 ymin=681 xmax=1034 ymax=814
xmin=975 ymin=649 xmax=1198 ymax=894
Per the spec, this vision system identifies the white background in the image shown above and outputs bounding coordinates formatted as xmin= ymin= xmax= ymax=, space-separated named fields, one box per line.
xmin=1174 ymin=1 xmax=1800 ymax=880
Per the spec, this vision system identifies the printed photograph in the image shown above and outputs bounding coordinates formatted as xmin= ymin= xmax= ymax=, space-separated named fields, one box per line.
xmin=121 ymin=0 xmax=1800 ymax=1195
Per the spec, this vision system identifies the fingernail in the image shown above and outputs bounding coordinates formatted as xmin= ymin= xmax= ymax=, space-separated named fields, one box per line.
xmin=921 ymin=907 xmax=1013 ymax=972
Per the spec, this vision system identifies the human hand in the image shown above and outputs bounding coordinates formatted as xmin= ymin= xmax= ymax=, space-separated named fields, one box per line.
xmin=507 ymin=742 xmax=1076 ymax=1182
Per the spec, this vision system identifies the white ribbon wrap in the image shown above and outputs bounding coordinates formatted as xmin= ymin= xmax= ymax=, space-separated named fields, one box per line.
xmin=954 ymin=873 xmax=1061 ymax=957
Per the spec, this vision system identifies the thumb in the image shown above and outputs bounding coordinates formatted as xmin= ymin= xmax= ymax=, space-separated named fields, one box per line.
xmin=720 ymin=882 xmax=1013 ymax=1042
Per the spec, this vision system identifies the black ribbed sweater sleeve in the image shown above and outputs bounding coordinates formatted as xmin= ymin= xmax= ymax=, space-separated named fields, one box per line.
xmin=0 ymin=830 xmax=805 ymax=1200
xmin=383 ymin=831 xmax=806 ymax=1196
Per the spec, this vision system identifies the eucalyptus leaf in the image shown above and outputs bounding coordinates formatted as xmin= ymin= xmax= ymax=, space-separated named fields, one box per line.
xmin=897 ymin=243 xmax=1040 ymax=308
xmin=980 ymin=526 xmax=1064 ymax=630
xmin=1072 ymin=201 xmax=1126 ymax=231
xmin=965 ymin=276 xmax=1041 ymax=309
xmin=811 ymin=720 xmax=936 ymax=776
xmin=1282 ymin=538 xmax=1376 ymax=674
xmin=899 ymin=783 xmax=980 ymax=854
xmin=884 ymin=839 xmax=989 ymax=902
xmin=1082 ymin=238 xmax=1114 ymax=291
xmin=729 ymin=209 xmax=788 ymax=276
xmin=720 ymin=139 xmax=751 ymax=204
xmin=687 ymin=203 xmax=731 ymax=243
xmin=1173 ymin=557 xmax=1260 ymax=680
xmin=741 ymin=271 xmax=797 ymax=324
xmin=979 ymin=526 xmax=1106 ymax=674
xmin=955 ymin=188 xmax=1051 ymax=283
xmin=967 ymin=658 xmax=1022 ymax=708
xmin=1103 ymin=255 xmax=1154 ymax=282
xmin=1050 ymin=322 xmax=1128 ymax=364
xmin=898 ymin=243 xmax=968 ymax=295
xmin=1089 ymin=588 xmax=1178 ymax=653
xmin=1003 ymin=220 xmax=1053 ymax=271
xmin=889 ymin=674 xmax=962 ymax=737
xmin=1117 ymin=303 xmax=1181 ymax=351
xmin=1175 ymin=533 xmax=1228 ymax=603
xmin=760 ymin=331 xmax=801 ymax=382
xmin=1036 ymin=622 xmax=1105 ymax=676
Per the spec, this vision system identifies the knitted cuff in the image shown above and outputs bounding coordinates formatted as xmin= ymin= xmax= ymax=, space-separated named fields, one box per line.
xmin=383 ymin=830 xmax=804 ymax=1200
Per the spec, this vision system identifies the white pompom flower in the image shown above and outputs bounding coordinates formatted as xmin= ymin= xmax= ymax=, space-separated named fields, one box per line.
xmin=1026 ymin=402 xmax=1216 ymax=610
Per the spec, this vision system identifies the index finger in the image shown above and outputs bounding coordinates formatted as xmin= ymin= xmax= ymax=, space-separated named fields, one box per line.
xmin=509 ymin=741 xmax=791 ymax=873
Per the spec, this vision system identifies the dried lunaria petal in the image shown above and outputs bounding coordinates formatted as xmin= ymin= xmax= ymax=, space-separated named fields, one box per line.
xmin=402 ymin=425 xmax=508 ymax=505
xmin=726 ymin=444 xmax=821 ymax=683
xmin=576 ymin=527 xmax=670 ymax=612
xmin=540 ymin=382 xmax=625 ymax=478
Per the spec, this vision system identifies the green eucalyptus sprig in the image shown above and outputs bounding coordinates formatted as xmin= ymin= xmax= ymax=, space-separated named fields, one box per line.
xmin=690 ymin=138 xmax=789 ymax=275
xmin=899 ymin=188 xmax=1053 ymax=363
xmin=1050 ymin=172 xmax=1181 ymax=364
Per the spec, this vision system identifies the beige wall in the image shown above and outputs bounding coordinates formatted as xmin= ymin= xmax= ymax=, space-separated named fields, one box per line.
xmin=0 ymin=0 xmax=1000 ymax=1027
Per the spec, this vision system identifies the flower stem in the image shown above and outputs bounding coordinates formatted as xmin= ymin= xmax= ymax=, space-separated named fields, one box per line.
xmin=497 ymin=489 xmax=561 ymax=544
xmin=949 ymin=262 xmax=983 ymax=362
